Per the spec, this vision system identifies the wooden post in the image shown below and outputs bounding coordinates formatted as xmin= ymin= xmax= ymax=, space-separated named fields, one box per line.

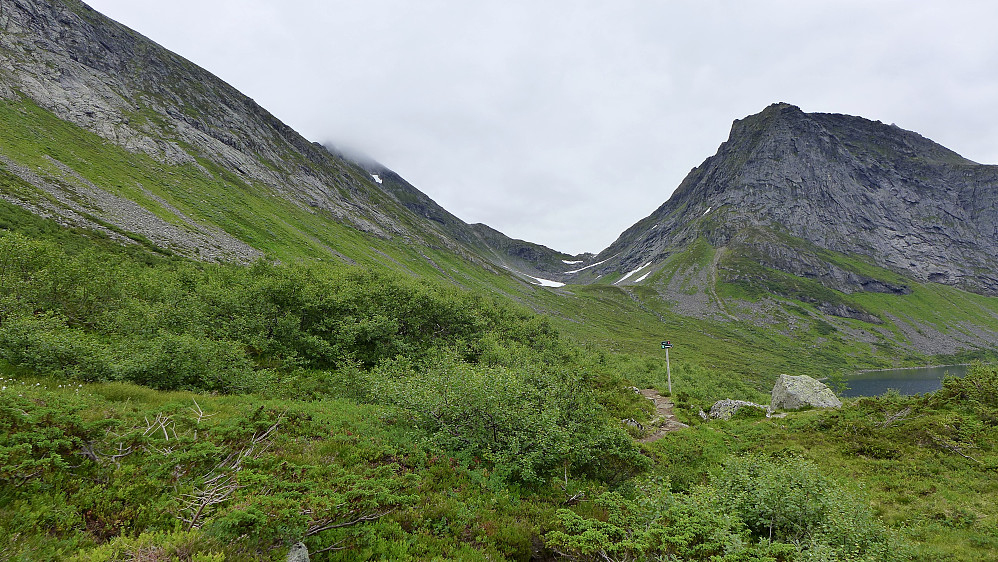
xmin=666 ymin=347 xmax=672 ymax=395
xmin=661 ymin=340 xmax=673 ymax=395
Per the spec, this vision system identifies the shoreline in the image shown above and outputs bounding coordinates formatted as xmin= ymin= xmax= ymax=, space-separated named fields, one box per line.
xmin=852 ymin=363 xmax=978 ymax=375
xmin=852 ymin=362 xmax=997 ymax=376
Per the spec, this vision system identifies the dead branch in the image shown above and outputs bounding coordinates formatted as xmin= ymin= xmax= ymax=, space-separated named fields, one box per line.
xmin=304 ymin=509 xmax=395 ymax=537
xmin=77 ymin=440 xmax=134 ymax=467
xmin=189 ymin=398 xmax=216 ymax=440
xmin=181 ymin=474 xmax=239 ymax=531
xmin=177 ymin=411 xmax=284 ymax=530
xmin=311 ymin=540 xmax=347 ymax=555
xmin=926 ymin=430 xmax=982 ymax=464
xmin=877 ymin=406 xmax=912 ymax=428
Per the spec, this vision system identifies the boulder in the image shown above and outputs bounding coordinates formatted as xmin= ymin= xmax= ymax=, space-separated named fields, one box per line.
xmin=287 ymin=542 xmax=310 ymax=562
xmin=771 ymin=374 xmax=842 ymax=410
xmin=709 ymin=399 xmax=767 ymax=420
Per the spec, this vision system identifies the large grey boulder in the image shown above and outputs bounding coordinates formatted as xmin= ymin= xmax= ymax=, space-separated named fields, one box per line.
xmin=287 ymin=542 xmax=310 ymax=562
xmin=709 ymin=399 xmax=767 ymax=420
xmin=771 ymin=374 xmax=842 ymax=410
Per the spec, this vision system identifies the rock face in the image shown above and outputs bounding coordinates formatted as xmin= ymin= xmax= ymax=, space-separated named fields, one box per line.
xmin=0 ymin=0 xmax=573 ymax=273
xmin=589 ymin=103 xmax=998 ymax=296
xmin=709 ymin=399 xmax=767 ymax=420
xmin=771 ymin=374 xmax=842 ymax=410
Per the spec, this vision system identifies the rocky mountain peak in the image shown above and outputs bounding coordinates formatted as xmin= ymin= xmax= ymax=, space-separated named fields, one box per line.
xmin=595 ymin=103 xmax=998 ymax=296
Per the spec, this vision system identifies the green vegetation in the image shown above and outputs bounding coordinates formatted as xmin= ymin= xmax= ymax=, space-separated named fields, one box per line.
xmin=1 ymin=212 xmax=997 ymax=560
xmin=1 ymin=87 xmax=997 ymax=560
xmin=2 ymin=95 xmax=995 ymax=384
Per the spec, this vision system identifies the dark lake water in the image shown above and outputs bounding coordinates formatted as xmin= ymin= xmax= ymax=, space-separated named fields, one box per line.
xmin=841 ymin=364 xmax=970 ymax=398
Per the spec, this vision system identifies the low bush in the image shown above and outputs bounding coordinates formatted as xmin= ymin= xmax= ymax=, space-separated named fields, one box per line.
xmin=375 ymin=353 xmax=649 ymax=486
xmin=546 ymin=455 xmax=910 ymax=561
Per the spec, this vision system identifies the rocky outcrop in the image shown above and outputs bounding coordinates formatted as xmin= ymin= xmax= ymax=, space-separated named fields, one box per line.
xmin=709 ymin=399 xmax=767 ymax=420
xmin=771 ymin=374 xmax=842 ymax=410
xmin=0 ymin=0 xmax=568 ymax=270
xmin=593 ymin=103 xmax=998 ymax=296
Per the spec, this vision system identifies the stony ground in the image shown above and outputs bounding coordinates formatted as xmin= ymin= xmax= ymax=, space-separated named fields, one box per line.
xmin=637 ymin=388 xmax=689 ymax=443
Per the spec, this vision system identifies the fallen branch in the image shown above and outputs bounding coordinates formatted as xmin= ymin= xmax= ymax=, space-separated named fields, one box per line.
xmin=304 ymin=509 xmax=395 ymax=537
xmin=311 ymin=540 xmax=347 ymax=555
xmin=177 ymin=411 xmax=284 ymax=530
xmin=876 ymin=407 xmax=912 ymax=428
xmin=926 ymin=430 xmax=982 ymax=464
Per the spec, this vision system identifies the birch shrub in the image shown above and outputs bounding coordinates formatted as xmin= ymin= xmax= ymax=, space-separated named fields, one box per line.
xmin=375 ymin=353 xmax=650 ymax=486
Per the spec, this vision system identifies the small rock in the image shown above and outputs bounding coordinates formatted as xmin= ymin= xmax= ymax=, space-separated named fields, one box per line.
xmin=622 ymin=418 xmax=644 ymax=430
xmin=287 ymin=542 xmax=310 ymax=562
xmin=709 ymin=399 xmax=767 ymax=420
xmin=771 ymin=374 xmax=842 ymax=410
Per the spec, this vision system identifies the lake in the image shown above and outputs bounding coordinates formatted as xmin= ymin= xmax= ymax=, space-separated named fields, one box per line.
xmin=840 ymin=364 xmax=970 ymax=397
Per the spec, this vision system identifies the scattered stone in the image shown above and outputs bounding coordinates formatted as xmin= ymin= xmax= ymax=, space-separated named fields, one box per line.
xmin=771 ymin=374 xmax=842 ymax=410
xmin=287 ymin=542 xmax=310 ymax=562
xmin=635 ymin=389 xmax=689 ymax=442
xmin=709 ymin=399 xmax=767 ymax=420
xmin=622 ymin=418 xmax=644 ymax=430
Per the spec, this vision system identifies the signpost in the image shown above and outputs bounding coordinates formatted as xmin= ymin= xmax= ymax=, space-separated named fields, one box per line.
xmin=661 ymin=340 xmax=672 ymax=395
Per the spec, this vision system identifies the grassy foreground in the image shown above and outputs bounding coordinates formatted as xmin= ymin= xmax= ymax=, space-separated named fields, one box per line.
xmin=3 ymin=365 xmax=996 ymax=561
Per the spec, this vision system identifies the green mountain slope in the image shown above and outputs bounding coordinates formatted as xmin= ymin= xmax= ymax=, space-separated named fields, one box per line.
xmin=0 ymin=0 xmax=579 ymax=280
xmin=1 ymin=2 xmax=998 ymax=560
xmin=1 ymin=0 xmax=996 ymax=381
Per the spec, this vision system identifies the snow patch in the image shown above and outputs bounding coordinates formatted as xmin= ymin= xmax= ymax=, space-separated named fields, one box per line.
xmin=507 ymin=267 xmax=565 ymax=288
xmin=635 ymin=271 xmax=651 ymax=283
xmin=562 ymin=260 xmax=583 ymax=265
xmin=702 ymin=206 xmax=712 ymax=216
xmin=371 ymin=174 xmax=383 ymax=184
xmin=565 ymin=254 xmax=618 ymax=274
xmin=527 ymin=275 xmax=565 ymax=287
xmin=614 ymin=262 xmax=651 ymax=285
xmin=530 ymin=276 xmax=565 ymax=288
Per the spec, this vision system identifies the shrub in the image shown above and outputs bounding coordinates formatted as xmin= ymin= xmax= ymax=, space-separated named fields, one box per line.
xmin=712 ymin=455 xmax=910 ymax=561
xmin=0 ymin=313 xmax=113 ymax=380
xmin=544 ymin=485 xmax=796 ymax=562
xmin=375 ymin=353 xmax=649 ymax=486
xmin=112 ymin=332 xmax=264 ymax=393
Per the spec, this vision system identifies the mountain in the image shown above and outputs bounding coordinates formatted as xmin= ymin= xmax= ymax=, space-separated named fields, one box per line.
xmin=583 ymin=102 xmax=998 ymax=297
xmin=0 ymin=0 xmax=995 ymax=370
xmin=0 ymin=0 xmax=576 ymax=280
xmin=540 ymin=102 xmax=998 ymax=360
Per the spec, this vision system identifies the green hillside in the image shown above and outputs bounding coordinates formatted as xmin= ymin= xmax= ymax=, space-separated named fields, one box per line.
xmin=1 ymin=193 xmax=997 ymax=560
xmin=1 ymin=1 xmax=997 ymax=558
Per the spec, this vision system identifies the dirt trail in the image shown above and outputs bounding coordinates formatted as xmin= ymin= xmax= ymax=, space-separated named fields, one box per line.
xmin=637 ymin=389 xmax=689 ymax=443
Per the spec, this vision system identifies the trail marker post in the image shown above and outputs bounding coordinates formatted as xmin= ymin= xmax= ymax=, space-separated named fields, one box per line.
xmin=661 ymin=340 xmax=673 ymax=395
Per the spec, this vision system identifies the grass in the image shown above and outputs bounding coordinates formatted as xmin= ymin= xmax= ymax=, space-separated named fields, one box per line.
xmin=1 ymin=96 xmax=998 ymax=560
xmin=8 ymin=364 xmax=995 ymax=560
xmin=3 ymin=93 xmax=997 ymax=385
xmin=649 ymin=367 xmax=998 ymax=561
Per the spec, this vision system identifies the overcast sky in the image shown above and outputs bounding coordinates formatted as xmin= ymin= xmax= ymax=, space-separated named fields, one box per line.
xmin=86 ymin=0 xmax=998 ymax=255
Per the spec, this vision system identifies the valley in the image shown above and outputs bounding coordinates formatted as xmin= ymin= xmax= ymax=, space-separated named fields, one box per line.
xmin=0 ymin=0 xmax=996 ymax=560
